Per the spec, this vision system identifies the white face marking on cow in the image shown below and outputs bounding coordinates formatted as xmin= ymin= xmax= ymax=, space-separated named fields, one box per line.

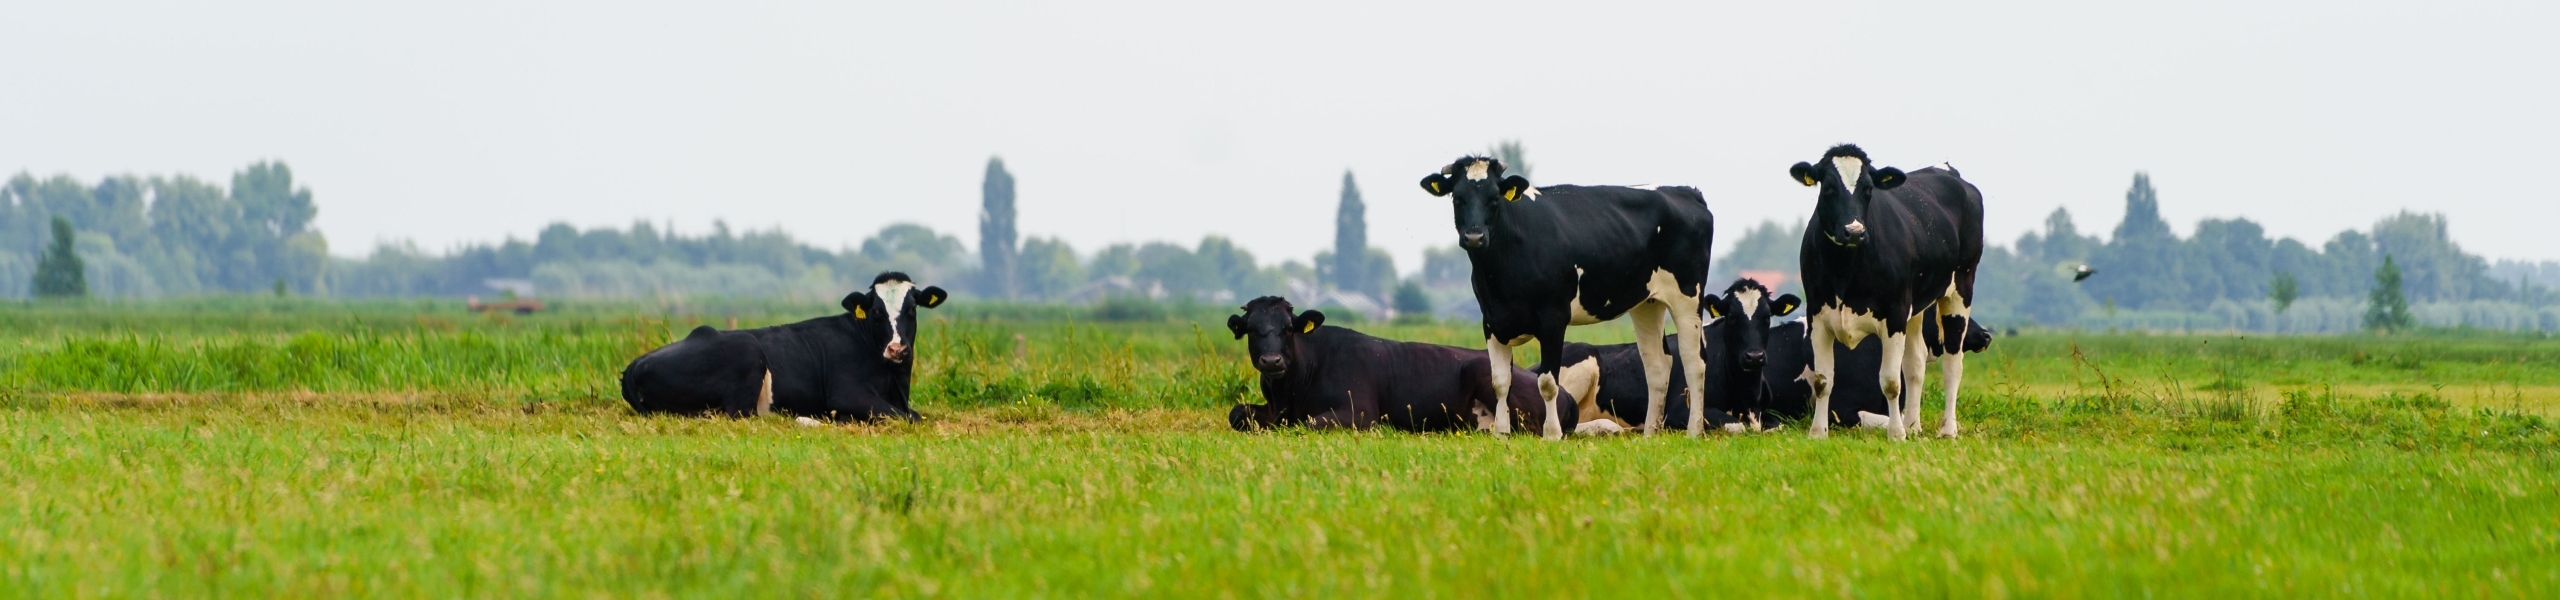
xmin=1831 ymin=156 xmax=1864 ymax=194
xmin=1844 ymin=220 xmax=1866 ymax=236
xmin=1735 ymin=288 xmax=1764 ymax=320
xmin=873 ymin=280 xmax=916 ymax=352
xmin=1465 ymin=160 xmax=1491 ymax=181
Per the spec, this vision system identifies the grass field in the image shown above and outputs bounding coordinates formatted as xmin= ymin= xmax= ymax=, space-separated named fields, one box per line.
xmin=3 ymin=298 xmax=2556 ymax=597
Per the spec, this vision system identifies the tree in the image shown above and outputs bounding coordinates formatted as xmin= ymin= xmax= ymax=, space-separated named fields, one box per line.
xmin=2086 ymin=172 xmax=2194 ymax=310
xmin=1393 ymin=280 xmax=1433 ymax=318
xmin=2269 ymin=271 xmax=2299 ymax=314
xmin=1488 ymin=139 xmax=1532 ymax=182
xmin=979 ymin=157 xmax=1019 ymax=299
xmin=2365 ymin=255 xmax=2416 ymax=333
xmin=32 ymin=216 xmax=86 ymax=298
xmin=1332 ymin=171 xmax=1369 ymax=297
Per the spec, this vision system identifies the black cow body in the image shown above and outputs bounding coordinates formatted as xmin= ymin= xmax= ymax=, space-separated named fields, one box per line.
xmin=1764 ymin=312 xmax=1993 ymax=428
xmin=1790 ymin=145 xmax=1985 ymax=439
xmin=1226 ymin=297 xmax=1559 ymax=433
xmin=621 ymin=272 xmax=947 ymax=422
xmin=1558 ymin=280 xmax=1799 ymax=434
xmin=1420 ymin=157 xmax=1717 ymax=439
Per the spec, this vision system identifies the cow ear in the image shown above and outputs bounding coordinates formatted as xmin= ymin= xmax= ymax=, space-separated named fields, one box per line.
xmin=1226 ymin=314 xmax=1249 ymax=339
xmin=1294 ymin=310 xmax=1326 ymax=334
xmin=1790 ymin=162 xmax=1819 ymax=187
xmin=1499 ymin=175 xmax=1531 ymax=201
xmin=916 ymin=286 xmax=948 ymax=308
xmin=1419 ymin=174 xmax=1453 ymax=197
xmin=1702 ymin=299 xmax=1725 ymax=320
xmin=1773 ymin=294 xmax=1802 ymax=317
xmin=1873 ymin=167 xmax=1907 ymax=190
xmin=841 ymin=291 xmax=872 ymax=318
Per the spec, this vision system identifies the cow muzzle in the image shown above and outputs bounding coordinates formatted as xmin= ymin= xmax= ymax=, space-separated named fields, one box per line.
xmin=1742 ymin=349 xmax=1766 ymax=371
xmin=883 ymin=342 xmax=910 ymax=363
xmin=1253 ymin=353 xmax=1287 ymax=374
xmin=1459 ymin=230 xmax=1487 ymax=249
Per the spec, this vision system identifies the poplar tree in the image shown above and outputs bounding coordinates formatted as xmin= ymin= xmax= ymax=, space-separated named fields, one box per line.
xmin=2365 ymin=255 xmax=2415 ymax=332
xmin=1332 ymin=171 xmax=1368 ymax=296
xmin=32 ymin=216 xmax=87 ymax=298
xmin=979 ymin=157 xmax=1018 ymax=299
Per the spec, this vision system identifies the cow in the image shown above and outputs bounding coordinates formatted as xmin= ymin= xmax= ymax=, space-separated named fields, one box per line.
xmin=1764 ymin=310 xmax=1993 ymax=428
xmin=620 ymin=272 xmax=948 ymax=422
xmin=1419 ymin=156 xmax=1717 ymax=439
xmin=1555 ymin=279 xmax=1801 ymax=434
xmin=1788 ymin=145 xmax=1986 ymax=439
xmin=1225 ymin=296 xmax=1562 ymax=433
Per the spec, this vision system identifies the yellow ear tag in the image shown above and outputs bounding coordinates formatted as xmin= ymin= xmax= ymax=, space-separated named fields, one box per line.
xmin=1704 ymin=305 xmax=1722 ymax=318
xmin=854 ymin=306 xmax=867 ymax=319
xmin=1797 ymin=175 xmax=1818 ymax=186
xmin=1502 ymin=188 xmax=1519 ymax=201
xmin=1301 ymin=321 xmax=1316 ymax=333
xmin=1427 ymin=181 xmax=1441 ymax=194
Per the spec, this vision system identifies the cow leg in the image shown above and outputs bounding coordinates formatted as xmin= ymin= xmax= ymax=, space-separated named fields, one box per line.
xmin=1486 ymin=336 xmax=1517 ymax=436
xmin=1807 ymin=316 xmax=1837 ymax=439
xmin=1902 ymin=320 xmax=1929 ymax=433
xmin=1877 ymin=327 xmax=1910 ymax=442
xmin=1937 ymin=299 xmax=1972 ymax=439
xmin=1626 ymin=303 xmax=1672 ymax=436
xmin=1664 ymin=296 xmax=1709 ymax=438
xmin=1535 ymin=327 xmax=1568 ymax=441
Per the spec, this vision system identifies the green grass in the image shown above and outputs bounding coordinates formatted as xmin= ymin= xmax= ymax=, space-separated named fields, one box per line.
xmin=3 ymin=300 xmax=2557 ymax=597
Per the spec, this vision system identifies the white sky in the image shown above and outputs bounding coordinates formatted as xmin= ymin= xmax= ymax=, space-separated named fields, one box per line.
xmin=5 ymin=0 xmax=2555 ymax=274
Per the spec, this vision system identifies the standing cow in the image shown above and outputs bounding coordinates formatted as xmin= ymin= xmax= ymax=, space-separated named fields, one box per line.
xmin=1225 ymin=296 xmax=1561 ymax=433
xmin=1788 ymin=145 xmax=1984 ymax=439
xmin=620 ymin=272 xmax=947 ymax=422
xmin=1420 ymin=157 xmax=1717 ymax=439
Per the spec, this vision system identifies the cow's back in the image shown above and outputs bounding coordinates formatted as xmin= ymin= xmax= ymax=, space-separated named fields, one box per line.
xmin=622 ymin=326 xmax=769 ymax=415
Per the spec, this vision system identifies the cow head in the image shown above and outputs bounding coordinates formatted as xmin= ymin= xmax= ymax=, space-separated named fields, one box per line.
xmin=1702 ymin=279 xmax=1801 ymax=375
xmin=839 ymin=272 xmax=947 ymax=364
xmin=1418 ymin=156 xmax=1532 ymax=250
xmin=1225 ymin=296 xmax=1323 ymax=375
xmin=1789 ymin=144 xmax=1906 ymax=249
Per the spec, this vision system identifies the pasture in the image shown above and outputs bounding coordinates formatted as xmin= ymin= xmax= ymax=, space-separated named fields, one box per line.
xmin=3 ymin=298 xmax=2556 ymax=597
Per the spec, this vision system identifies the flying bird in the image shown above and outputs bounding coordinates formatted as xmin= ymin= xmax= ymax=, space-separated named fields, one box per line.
xmin=2073 ymin=265 xmax=2095 ymax=282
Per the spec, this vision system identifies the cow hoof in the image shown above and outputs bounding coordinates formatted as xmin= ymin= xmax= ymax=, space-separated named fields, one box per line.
xmin=1886 ymin=424 xmax=1909 ymax=441
xmin=1807 ymin=427 xmax=1830 ymax=439
xmin=1937 ymin=423 xmax=1961 ymax=438
xmin=794 ymin=416 xmax=825 ymax=427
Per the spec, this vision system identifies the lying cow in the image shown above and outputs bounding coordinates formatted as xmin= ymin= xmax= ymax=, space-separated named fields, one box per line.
xmin=1556 ymin=279 xmax=1800 ymax=434
xmin=1765 ymin=309 xmax=1992 ymax=428
xmin=620 ymin=272 xmax=948 ymax=421
xmin=1226 ymin=296 xmax=1561 ymax=433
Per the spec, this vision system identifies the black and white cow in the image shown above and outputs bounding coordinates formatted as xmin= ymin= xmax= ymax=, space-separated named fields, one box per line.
xmin=1556 ymin=279 xmax=1800 ymax=434
xmin=1764 ymin=310 xmax=1992 ymax=428
xmin=620 ymin=272 xmax=948 ymax=422
xmin=1419 ymin=157 xmax=1718 ymax=439
xmin=1788 ymin=145 xmax=1985 ymax=439
xmin=1226 ymin=296 xmax=1561 ymax=433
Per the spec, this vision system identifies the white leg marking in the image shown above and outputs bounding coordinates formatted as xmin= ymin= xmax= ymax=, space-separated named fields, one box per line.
xmin=1904 ymin=321 xmax=1929 ymax=433
xmin=1487 ymin=336 xmax=1515 ymax=436
xmin=1877 ymin=329 xmax=1909 ymax=441
xmin=1856 ymin=411 xmax=1892 ymax=429
xmin=1537 ymin=373 xmax=1564 ymax=440
xmin=1807 ymin=317 xmax=1837 ymax=439
xmin=757 ymin=370 xmax=774 ymax=416
xmin=794 ymin=416 xmax=824 ymax=427
xmin=1665 ymin=293 xmax=1709 ymax=439
xmin=1937 ymin=284 xmax=1971 ymax=439
xmin=1627 ymin=303 xmax=1671 ymax=437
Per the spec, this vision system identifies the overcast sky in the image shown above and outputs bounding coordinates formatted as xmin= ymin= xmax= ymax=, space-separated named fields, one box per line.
xmin=6 ymin=0 xmax=2555 ymax=273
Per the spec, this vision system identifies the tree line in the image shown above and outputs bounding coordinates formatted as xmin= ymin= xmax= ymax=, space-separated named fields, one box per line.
xmin=12 ymin=157 xmax=2556 ymax=331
